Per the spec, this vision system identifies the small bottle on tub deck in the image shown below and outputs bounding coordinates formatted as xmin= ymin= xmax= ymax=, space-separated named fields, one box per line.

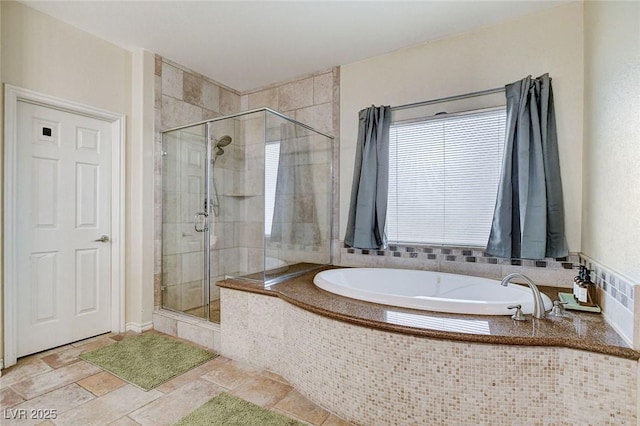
xmin=577 ymin=280 xmax=589 ymax=304
xmin=586 ymin=269 xmax=596 ymax=305
xmin=573 ymin=265 xmax=586 ymax=301
xmin=578 ymin=269 xmax=596 ymax=306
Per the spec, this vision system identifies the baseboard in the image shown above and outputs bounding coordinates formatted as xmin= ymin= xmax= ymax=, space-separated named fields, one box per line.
xmin=125 ymin=321 xmax=154 ymax=333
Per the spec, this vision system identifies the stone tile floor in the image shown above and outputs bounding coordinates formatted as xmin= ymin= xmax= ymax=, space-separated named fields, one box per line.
xmin=0 ymin=331 xmax=354 ymax=426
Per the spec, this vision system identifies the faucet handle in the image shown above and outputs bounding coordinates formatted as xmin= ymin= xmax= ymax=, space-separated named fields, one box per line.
xmin=507 ymin=304 xmax=526 ymax=321
xmin=549 ymin=300 xmax=568 ymax=317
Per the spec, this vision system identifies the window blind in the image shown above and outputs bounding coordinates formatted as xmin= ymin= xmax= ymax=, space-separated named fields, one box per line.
xmin=387 ymin=108 xmax=506 ymax=247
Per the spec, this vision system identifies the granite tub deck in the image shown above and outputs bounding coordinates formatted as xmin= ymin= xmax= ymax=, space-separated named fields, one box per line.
xmin=218 ymin=266 xmax=638 ymax=360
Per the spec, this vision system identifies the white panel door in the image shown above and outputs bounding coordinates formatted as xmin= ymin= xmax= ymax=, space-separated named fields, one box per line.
xmin=16 ymin=101 xmax=112 ymax=357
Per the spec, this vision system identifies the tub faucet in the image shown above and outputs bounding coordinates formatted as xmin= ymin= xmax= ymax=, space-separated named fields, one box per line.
xmin=500 ymin=273 xmax=546 ymax=319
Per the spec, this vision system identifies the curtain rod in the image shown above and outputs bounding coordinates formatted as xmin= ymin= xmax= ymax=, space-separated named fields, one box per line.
xmin=391 ymin=86 xmax=505 ymax=111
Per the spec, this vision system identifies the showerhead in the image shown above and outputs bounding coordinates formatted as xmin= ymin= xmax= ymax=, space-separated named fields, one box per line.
xmin=215 ymin=135 xmax=232 ymax=148
xmin=212 ymin=135 xmax=232 ymax=162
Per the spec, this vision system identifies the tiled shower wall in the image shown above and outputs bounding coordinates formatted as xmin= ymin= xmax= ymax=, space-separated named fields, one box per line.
xmin=241 ymin=68 xmax=338 ymax=135
xmin=154 ymin=59 xmax=339 ymax=309
xmin=240 ymin=68 xmax=341 ymax=264
xmin=153 ymin=55 xmax=241 ymax=308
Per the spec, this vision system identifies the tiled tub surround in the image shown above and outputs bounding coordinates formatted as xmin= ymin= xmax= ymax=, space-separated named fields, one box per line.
xmin=219 ymin=268 xmax=636 ymax=358
xmin=339 ymin=243 xmax=579 ymax=288
xmin=218 ymin=270 xmax=639 ymax=425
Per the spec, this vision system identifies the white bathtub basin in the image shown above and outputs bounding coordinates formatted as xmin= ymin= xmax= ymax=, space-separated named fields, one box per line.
xmin=313 ymin=268 xmax=553 ymax=315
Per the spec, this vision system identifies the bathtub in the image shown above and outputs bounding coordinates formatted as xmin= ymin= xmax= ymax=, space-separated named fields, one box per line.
xmin=313 ymin=268 xmax=553 ymax=315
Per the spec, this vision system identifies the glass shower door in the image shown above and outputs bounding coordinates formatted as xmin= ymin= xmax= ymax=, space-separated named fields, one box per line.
xmin=162 ymin=124 xmax=210 ymax=320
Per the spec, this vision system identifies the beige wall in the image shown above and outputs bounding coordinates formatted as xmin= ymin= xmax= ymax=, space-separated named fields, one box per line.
xmin=0 ymin=0 xmax=3 ymax=369
xmin=0 ymin=1 xmax=138 ymax=363
xmin=583 ymin=1 xmax=640 ymax=345
xmin=339 ymin=1 xmax=584 ymax=252
xmin=582 ymin=0 xmax=640 ymax=284
xmin=1 ymin=1 xmax=131 ymax=115
xmin=128 ymin=49 xmax=156 ymax=330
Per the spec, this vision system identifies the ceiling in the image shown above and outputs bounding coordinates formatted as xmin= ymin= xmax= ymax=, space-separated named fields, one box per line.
xmin=21 ymin=1 xmax=569 ymax=93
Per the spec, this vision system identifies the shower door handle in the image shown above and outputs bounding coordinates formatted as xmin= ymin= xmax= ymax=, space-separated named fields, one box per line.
xmin=194 ymin=212 xmax=209 ymax=232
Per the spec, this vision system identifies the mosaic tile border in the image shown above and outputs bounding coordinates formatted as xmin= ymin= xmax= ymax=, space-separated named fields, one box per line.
xmin=342 ymin=242 xmax=579 ymax=270
xmin=579 ymin=254 xmax=636 ymax=311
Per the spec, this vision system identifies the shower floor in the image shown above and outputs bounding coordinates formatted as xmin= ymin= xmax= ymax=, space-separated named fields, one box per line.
xmin=184 ymin=299 xmax=221 ymax=323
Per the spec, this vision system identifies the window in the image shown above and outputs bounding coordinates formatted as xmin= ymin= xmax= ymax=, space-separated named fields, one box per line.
xmin=386 ymin=108 xmax=506 ymax=246
xmin=264 ymin=142 xmax=280 ymax=236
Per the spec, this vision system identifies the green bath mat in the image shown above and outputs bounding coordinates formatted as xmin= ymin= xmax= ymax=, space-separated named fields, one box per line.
xmin=80 ymin=332 xmax=217 ymax=391
xmin=174 ymin=392 xmax=304 ymax=426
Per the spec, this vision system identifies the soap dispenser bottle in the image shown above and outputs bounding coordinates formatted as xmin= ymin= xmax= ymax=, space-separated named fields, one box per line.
xmin=579 ymin=269 xmax=595 ymax=306
xmin=577 ymin=276 xmax=589 ymax=304
xmin=573 ymin=266 xmax=585 ymax=301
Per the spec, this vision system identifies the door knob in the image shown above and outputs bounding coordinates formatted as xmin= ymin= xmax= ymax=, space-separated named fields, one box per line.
xmin=95 ymin=235 xmax=110 ymax=243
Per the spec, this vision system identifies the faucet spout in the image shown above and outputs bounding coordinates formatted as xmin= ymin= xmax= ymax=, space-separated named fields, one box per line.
xmin=500 ymin=273 xmax=546 ymax=319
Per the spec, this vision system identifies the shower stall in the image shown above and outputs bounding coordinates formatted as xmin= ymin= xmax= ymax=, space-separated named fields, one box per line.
xmin=160 ymin=108 xmax=333 ymax=322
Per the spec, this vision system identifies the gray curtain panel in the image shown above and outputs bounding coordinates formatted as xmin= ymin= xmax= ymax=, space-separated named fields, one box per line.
xmin=486 ymin=74 xmax=568 ymax=259
xmin=344 ymin=105 xmax=391 ymax=249
xmin=270 ymin=122 xmax=320 ymax=246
